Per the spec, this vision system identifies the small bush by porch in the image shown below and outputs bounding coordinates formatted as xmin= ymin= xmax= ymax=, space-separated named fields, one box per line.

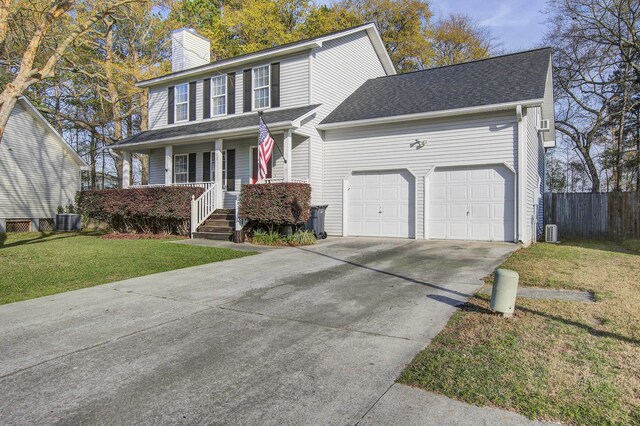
xmin=239 ymin=182 xmax=315 ymax=245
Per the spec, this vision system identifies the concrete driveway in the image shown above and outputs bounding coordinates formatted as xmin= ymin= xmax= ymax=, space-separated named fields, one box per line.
xmin=0 ymin=238 xmax=517 ymax=424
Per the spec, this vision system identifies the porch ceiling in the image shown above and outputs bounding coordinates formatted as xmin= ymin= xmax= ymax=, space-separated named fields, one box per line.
xmin=116 ymin=104 xmax=320 ymax=150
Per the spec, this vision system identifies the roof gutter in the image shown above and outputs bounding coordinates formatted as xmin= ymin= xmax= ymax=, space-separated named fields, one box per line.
xmin=317 ymin=99 xmax=544 ymax=130
xmin=115 ymin=120 xmax=295 ymax=150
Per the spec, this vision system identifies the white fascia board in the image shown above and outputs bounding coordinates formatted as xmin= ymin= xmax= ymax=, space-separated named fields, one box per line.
xmin=116 ymin=121 xmax=295 ymax=151
xmin=291 ymin=105 xmax=321 ymax=127
xmin=137 ymin=41 xmax=322 ymax=88
xmin=317 ymin=99 xmax=544 ymax=130
xmin=364 ymin=26 xmax=396 ymax=75
xmin=18 ymin=97 xmax=90 ymax=169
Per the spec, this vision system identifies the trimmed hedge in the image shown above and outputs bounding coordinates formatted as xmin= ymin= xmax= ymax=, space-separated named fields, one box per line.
xmin=239 ymin=183 xmax=311 ymax=226
xmin=76 ymin=186 xmax=203 ymax=235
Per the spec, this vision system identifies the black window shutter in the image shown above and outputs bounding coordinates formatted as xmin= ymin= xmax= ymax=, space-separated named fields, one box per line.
xmin=203 ymin=79 xmax=211 ymax=119
xmin=188 ymin=153 xmax=196 ymax=182
xmin=271 ymin=63 xmax=280 ymax=108
xmin=172 ymin=155 xmax=176 ymax=183
xmin=168 ymin=86 xmax=175 ymax=125
xmin=226 ymin=149 xmax=236 ymax=191
xmin=243 ymin=69 xmax=251 ymax=112
xmin=189 ymin=82 xmax=196 ymax=121
xmin=202 ymin=151 xmax=211 ymax=181
xmin=227 ymin=72 xmax=236 ymax=114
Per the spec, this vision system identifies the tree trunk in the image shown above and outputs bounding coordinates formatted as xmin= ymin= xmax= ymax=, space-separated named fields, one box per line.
xmin=579 ymin=146 xmax=601 ymax=193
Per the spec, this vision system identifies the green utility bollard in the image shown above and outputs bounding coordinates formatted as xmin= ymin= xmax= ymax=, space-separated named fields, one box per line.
xmin=490 ymin=269 xmax=519 ymax=317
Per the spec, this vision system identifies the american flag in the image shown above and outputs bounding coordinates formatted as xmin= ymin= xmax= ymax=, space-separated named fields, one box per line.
xmin=258 ymin=116 xmax=275 ymax=182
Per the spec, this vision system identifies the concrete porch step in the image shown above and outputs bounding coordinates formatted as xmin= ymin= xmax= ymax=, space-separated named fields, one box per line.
xmin=192 ymin=232 xmax=233 ymax=241
xmin=197 ymin=225 xmax=234 ymax=233
xmin=202 ymin=219 xmax=234 ymax=228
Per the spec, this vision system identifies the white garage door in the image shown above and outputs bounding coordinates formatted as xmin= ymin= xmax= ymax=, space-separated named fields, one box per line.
xmin=348 ymin=170 xmax=414 ymax=238
xmin=430 ymin=165 xmax=514 ymax=241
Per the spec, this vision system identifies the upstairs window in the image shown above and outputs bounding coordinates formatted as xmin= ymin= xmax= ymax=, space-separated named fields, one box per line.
xmin=212 ymin=75 xmax=226 ymax=116
xmin=253 ymin=65 xmax=270 ymax=109
xmin=175 ymin=83 xmax=189 ymax=122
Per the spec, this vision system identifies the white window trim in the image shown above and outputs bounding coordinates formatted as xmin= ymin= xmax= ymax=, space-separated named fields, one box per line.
xmin=174 ymin=153 xmax=189 ymax=183
xmin=252 ymin=65 xmax=270 ymax=111
xmin=175 ymin=83 xmax=189 ymax=123
xmin=211 ymin=75 xmax=227 ymax=117
xmin=249 ymin=145 xmax=273 ymax=183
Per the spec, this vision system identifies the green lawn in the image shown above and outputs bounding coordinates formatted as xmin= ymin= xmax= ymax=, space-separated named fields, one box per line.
xmin=0 ymin=231 xmax=255 ymax=305
xmin=399 ymin=241 xmax=640 ymax=426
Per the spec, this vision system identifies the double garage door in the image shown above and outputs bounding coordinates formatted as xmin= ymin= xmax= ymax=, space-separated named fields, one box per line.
xmin=347 ymin=165 xmax=514 ymax=241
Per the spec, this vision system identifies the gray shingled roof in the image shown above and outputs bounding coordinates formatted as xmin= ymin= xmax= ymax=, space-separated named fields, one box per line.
xmin=321 ymin=48 xmax=551 ymax=125
xmin=117 ymin=104 xmax=321 ymax=146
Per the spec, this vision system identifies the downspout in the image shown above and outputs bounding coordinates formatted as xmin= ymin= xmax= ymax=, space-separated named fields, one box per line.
xmin=516 ymin=105 xmax=526 ymax=243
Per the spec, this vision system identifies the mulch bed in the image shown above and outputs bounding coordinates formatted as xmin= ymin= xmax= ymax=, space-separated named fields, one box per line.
xmin=100 ymin=233 xmax=187 ymax=240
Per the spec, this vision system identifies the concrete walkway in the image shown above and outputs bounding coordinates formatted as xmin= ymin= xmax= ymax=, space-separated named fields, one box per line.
xmin=0 ymin=237 xmax=529 ymax=424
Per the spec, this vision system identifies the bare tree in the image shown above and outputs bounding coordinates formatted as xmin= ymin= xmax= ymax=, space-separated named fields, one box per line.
xmin=545 ymin=0 xmax=640 ymax=192
xmin=0 ymin=0 xmax=146 ymax=142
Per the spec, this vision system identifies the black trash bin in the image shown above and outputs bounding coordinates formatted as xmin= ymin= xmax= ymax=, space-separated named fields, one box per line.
xmin=306 ymin=205 xmax=328 ymax=239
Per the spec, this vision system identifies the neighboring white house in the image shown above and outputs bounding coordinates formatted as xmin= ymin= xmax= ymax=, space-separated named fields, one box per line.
xmin=0 ymin=97 xmax=88 ymax=232
xmin=116 ymin=23 xmax=556 ymax=244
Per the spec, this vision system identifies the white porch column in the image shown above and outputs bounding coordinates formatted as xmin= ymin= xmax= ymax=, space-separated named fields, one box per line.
xmin=164 ymin=145 xmax=173 ymax=185
xmin=214 ymin=139 xmax=223 ymax=207
xmin=283 ymin=129 xmax=292 ymax=182
xmin=122 ymin=151 xmax=131 ymax=188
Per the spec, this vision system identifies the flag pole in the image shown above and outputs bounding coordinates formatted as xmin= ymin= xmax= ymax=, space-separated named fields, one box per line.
xmin=258 ymin=111 xmax=287 ymax=163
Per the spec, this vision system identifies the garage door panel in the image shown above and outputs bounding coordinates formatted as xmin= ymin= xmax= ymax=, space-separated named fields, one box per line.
xmin=430 ymin=165 xmax=514 ymax=242
xmin=470 ymin=184 xmax=491 ymax=200
xmin=449 ymin=185 xmax=468 ymax=200
xmin=348 ymin=170 xmax=414 ymax=238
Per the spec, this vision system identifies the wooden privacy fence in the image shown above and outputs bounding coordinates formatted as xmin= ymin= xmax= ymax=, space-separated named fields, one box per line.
xmin=544 ymin=192 xmax=640 ymax=240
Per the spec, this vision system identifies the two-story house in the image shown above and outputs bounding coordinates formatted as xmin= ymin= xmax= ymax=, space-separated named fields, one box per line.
xmin=117 ymin=23 xmax=556 ymax=244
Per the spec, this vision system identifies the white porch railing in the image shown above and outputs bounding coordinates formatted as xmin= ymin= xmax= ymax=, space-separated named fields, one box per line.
xmin=130 ymin=182 xmax=214 ymax=189
xmin=190 ymin=182 xmax=218 ymax=237
xmin=261 ymin=178 xmax=309 ymax=184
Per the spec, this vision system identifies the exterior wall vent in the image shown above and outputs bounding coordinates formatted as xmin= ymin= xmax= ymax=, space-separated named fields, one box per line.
xmin=538 ymin=119 xmax=550 ymax=132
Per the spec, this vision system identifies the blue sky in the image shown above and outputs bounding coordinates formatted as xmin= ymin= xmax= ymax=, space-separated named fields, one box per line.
xmin=431 ymin=0 xmax=549 ymax=52
xmin=318 ymin=0 xmax=549 ymax=52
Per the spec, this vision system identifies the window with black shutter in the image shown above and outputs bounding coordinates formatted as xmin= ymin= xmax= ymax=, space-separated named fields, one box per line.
xmin=188 ymin=153 xmax=196 ymax=182
xmin=188 ymin=82 xmax=196 ymax=121
xmin=202 ymin=151 xmax=211 ymax=181
xmin=227 ymin=73 xmax=236 ymax=114
xmin=203 ymin=79 xmax=211 ymax=119
xmin=226 ymin=149 xmax=236 ymax=191
xmin=243 ymin=69 xmax=251 ymax=112
xmin=270 ymin=62 xmax=280 ymax=108
xmin=168 ymin=86 xmax=175 ymax=124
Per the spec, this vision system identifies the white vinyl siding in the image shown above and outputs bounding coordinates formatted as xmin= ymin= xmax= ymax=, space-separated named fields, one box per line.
xmin=148 ymin=86 xmax=167 ymax=130
xmin=296 ymin=29 xmax=389 ymax=205
xmin=175 ymin=83 xmax=189 ymax=122
xmin=525 ymin=106 xmax=544 ymax=243
xmin=253 ymin=65 xmax=270 ymax=109
xmin=211 ymin=75 xmax=226 ymax=116
xmin=0 ymin=102 xmax=81 ymax=220
xmin=323 ymin=111 xmax=517 ymax=238
xmin=148 ymin=148 xmax=165 ymax=184
xmin=291 ymin=134 xmax=309 ymax=181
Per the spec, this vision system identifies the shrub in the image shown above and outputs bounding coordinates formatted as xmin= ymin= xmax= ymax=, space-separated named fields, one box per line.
xmin=251 ymin=229 xmax=282 ymax=245
xmin=250 ymin=229 xmax=316 ymax=246
xmin=283 ymin=230 xmax=316 ymax=245
xmin=239 ymin=182 xmax=311 ymax=227
xmin=76 ymin=186 xmax=203 ymax=235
